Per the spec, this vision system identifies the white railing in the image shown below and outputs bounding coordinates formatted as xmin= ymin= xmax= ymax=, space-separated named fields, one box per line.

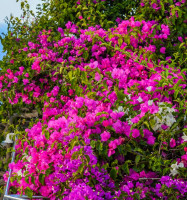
xmin=3 ymin=135 xmax=48 ymax=200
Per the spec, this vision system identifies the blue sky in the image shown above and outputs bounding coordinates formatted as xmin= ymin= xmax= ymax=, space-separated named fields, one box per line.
xmin=0 ymin=0 xmax=42 ymax=60
xmin=0 ymin=24 xmax=7 ymax=60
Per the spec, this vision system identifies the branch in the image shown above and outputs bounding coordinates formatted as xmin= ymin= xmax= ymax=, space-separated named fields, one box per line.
xmin=19 ymin=110 xmax=38 ymax=118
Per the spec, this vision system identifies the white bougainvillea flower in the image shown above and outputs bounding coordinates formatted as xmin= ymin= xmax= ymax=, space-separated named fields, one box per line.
xmin=146 ymin=86 xmax=152 ymax=92
xmin=182 ymin=133 xmax=187 ymax=142
xmin=166 ymin=107 xmax=175 ymax=113
xmin=16 ymin=169 xmax=24 ymax=177
xmin=170 ymin=169 xmax=179 ymax=176
xmin=170 ymin=162 xmax=179 ymax=176
xmin=171 ymin=162 xmax=178 ymax=170
xmin=126 ymin=116 xmax=133 ymax=125
xmin=170 ymin=162 xmax=184 ymax=176
xmin=178 ymin=162 xmax=184 ymax=168
xmin=152 ymin=123 xmax=162 ymax=131
xmin=113 ymin=106 xmax=124 ymax=113
xmin=148 ymin=100 xmax=153 ymax=106
xmin=118 ymin=106 xmax=124 ymax=112
xmin=124 ymin=108 xmax=129 ymax=115
xmin=124 ymin=94 xmax=132 ymax=101
xmin=165 ymin=114 xmax=176 ymax=127
xmin=137 ymin=96 xmax=143 ymax=103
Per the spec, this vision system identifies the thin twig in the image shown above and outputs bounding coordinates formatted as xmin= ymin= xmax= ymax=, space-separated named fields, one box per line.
xmin=139 ymin=178 xmax=161 ymax=180
xmin=139 ymin=177 xmax=187 ymax=180
xmin=158 ymin=141 xmax=162 ymax=155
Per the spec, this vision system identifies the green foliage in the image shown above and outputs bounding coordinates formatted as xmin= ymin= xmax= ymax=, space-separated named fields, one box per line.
xmin=135 ymin=0 xmax=187 ymax=69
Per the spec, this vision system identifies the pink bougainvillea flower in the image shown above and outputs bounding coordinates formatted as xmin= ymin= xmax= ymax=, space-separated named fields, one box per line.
xmin=152 ymin=3 xmax=158 ymax=9
xmin=170 ymin=138 xmax=176 ymax=148
xmin=39 ymin=186 xmax=52 ymax=197
xmin=132 ymin=129 xmax=140 ymax=138
xmin=175 ymin=2 xmax=181 ymax=6
xmin=147 ymin=63 xmax=154 ymax=68
xmin=160 ymin=47 xmax=166 ymax=54
xmin=147 ymin=136 xmax=156 ymax=145
xmin=178 ymin=36 xmax=183 ymax=42
xmin=23 ymin=79 xmax=29 ymax=85
xmin=181 ymin=154 xmax=187 ymax=167
xmin=131 ymin=116 xmax=140 ymax=124
xmin=24 ymin=73 xmax=29 ymax=78
xmin=10 ymin=59 xmax=14 ymax=64
xmin=95 ymin=72 xmax=101 ymax=81
xmin=161 ymin=124 xmax=169 ymax=130
xmin=68 ymin=89 xmax=74 ymax=96
xmin=23 ymin=47 xmax=28 ymax=51
xmin=140 ymin=3 xmax=145 ymax=7
xmin=101 ymin=131 xmax=111 ymax=142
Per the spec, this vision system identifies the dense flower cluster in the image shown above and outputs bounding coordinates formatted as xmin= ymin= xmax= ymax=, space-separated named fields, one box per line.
xmin=1 ymin=15 xmax=187 ymax=199
xmin=140 ymin=0 xmax=186 ymax=17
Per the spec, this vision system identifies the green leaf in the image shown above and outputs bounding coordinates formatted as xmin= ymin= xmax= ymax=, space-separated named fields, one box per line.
xmin=76 ymin=163 xmax=84 ymax=175
xmin=143 ymin=121 xmax=150 ymax=130
xmin=163 ymin=167 xmax=170 ymax=175
xmin=118 ymin=38 xmax=123 ymax=47
xmin=163 ymin=91 xmax=169 ymax=98
xmin=21 ymin=2 xmax=25 ymax=9
xmin=102 ymin=163 xmax=109 ymax=170
xmin=90 ymin=140 xmax=96 ymax=148
xmin=68 ymin=71 xmax=73 ymax=80
xmin=122 ymin=162 xmax=129 ymax=175
xmin=174 ymin=90 xmax=179 ymax=99
xmin=110 ymin=168 xmax=117 ymax=180
xmin=181 ymin=68 xmax=187 ymax=73
xmin=96 ymin=141 xmax=103 ymax=152
xmin=69 ymin=136 xmax=79 ymax=151
xmin=133 ymin=193 xmax=140 ymax=200
xmin=31 ymin=176 xmax=35 ymax=185
xmin=44 ymin=130 xmax=50 ymax=140
xmin=170 ymin=113 xmax=184 ymax=131
xmin=72 ymin=151 xmax=79 ymax=160
xmin=81 ymin=71 xmax=88 ymax=83
xmin=111 ymin=159 xmax=118 ymax=167
xmin=96 ymin=111 xmax=108 ymax=116
xmin=85 ymin=154 xmax=90 ymax=164
xmin=25 ymin=187 xmax=33 ymax=198
xmin=39 ymin=173 xmax=45 ymax=185
xmin=135 ymin=155 xmax=141 ymax=165
xmin=25 ymin=176 xmax=29 ymax=183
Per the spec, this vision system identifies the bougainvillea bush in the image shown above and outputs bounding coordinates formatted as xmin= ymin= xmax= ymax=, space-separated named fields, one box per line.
xmin=136 ymin=0 xmax=187 ymax=71
xmin=1 ymin=14 xmax=187 ymax=199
